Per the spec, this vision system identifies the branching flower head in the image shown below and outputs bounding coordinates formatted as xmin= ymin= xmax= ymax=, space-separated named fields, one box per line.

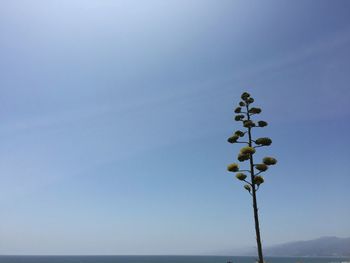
xmin=263 ymin=157 xmax=277 ymax=165
xmin=249 ymin=107 xmax=262 ymax=114
xmin=236 ymin=173 xmax=247 ymax=181
xmin=235 ymin=114 xmax=245 ymax=121
xmin=240 ymin=146 xmax=256 ymax=155
xmin=241 ymin=92 xmax=250 ymax=100
xmin=257 ymin=121 xmax=268 ymax=127
xmin=247 ymin=97 xmax=254 ymax=104
xmin=243 ymin=120 xmax=255 ymax=128
xmin=234 ymin=130 xmax=245 ymax=137
xmin=238 ymin=152 xmax=250 ymax=162
xmin=255 ymin=163 xmax=268 ymax=172
xmin=227 ymin=134 xmax=239 ymax=143
xmin=234 ymin=107 xmax=241 ymax=113
xmin=244 ymin=184 xmax=251 ymax=192
xmin=255 ymin=137 xmax=272 ymax=146
xmin=253 ymin=176 xmax=264 ymax=186
xmin=227 ymin=163 xmax=239 ymax=172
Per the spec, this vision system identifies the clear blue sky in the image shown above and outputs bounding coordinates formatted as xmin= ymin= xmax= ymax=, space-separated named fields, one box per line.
xmin=0 ymin=0 xmax=349 ymax=255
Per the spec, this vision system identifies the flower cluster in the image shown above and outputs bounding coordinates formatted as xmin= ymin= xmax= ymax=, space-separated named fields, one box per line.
xmin=227 ymin=92 xmax=277 ymax=192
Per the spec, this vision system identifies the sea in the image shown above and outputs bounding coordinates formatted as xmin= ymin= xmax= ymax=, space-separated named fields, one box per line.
xmin=0 ymin=256 xmax=349 ymax=263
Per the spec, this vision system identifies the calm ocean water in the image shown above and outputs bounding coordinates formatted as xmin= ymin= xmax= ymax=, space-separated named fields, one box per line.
xmin=0 ymin=256 xmax=349 ymax=263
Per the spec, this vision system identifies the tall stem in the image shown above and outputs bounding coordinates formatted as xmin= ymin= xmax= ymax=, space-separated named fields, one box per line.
xmin=246 ymin=105 xmax=264 ymax=263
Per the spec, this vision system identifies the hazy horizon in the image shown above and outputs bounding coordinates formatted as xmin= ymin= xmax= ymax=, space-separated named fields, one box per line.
xmin=0 ymin=0 xmax=349 ymax=255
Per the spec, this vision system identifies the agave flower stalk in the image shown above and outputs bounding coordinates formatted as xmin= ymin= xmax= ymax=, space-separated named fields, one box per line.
xmin=226 ymin=92 xmax=277 ymax=263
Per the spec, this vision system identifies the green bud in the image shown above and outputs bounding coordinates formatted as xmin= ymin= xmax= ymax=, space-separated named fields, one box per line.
xmin=247 ymin=97 xmax=254 ymax=104
xmin=236 ymin=173 xmax=247 ymax=181
xmin=234 ymin=115 xmax=245 ymax=121
xmin=255 ymin=163 xmax=268 ymax=172
xmin=258 ymin=121 xmax=268 ymax=127
xmin=244 ymin=184 xmax=251 ymax=192
xmin=263 ymin=157 xmax=277 ymax=165
xmin=227 ymin=163 xmax=239 ymax=172
xmin=253 ymin=176 xmax=264 ymax=185
xmin=241 ymin=92 xmax=250 ymax=100
xmin=255 ymin=137 xmax=272 ymax=146
xmin=237 ymin=152 xmax=250 ymax=162
xmin=243 ymin=120 xmax=255 ymax=128
xmin=234 ymin=130 xmax=245 ymax=137
xmin=239 ymin=101 xmax=245 ymax=107
xmin=240 ymin=146 xmax=256 ymax=155
xmin=234 ymin=107 xmax=241 ymax=113
xmin=249 ymin=107 xmax=262 ymax=114
xmin=227 ymin=135 xmax=239 ymax=143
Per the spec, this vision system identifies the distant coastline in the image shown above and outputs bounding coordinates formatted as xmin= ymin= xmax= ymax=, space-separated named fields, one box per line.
xmin=0 ymin=255 xmax=349 ymax=263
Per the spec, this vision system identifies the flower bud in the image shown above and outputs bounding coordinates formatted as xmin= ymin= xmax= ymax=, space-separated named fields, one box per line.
xmin=253 ymin=176 xmax=264 ymax=185
xmin=255 ymin=137 xmax=272 ymax=146
xmin=249 ymin=107 xmax=262 ymax=114
xmin=247 ymin=97 xmax=254 ymax=104
xmin=227 ymin=135 xmax=239 ymax=143
xmin=258 ymin=121 xmax=268 ymax=127
xmin=234 ymin=115 xmax=245 ymax=121
xmin=241 ymin=92 xmax=250 ymax=100
xmin=243 ymin=120 xmax=255 ymax=128
xmin=234 ymin=130 xmax=245 ymax=137
xmin=227 ymin=163 xmax=239 ymax=172
xmin=244 ymin=184 xmax=251 ymax=192
xmin=236 ymin=173 xmax=247 ymax=181
xmin=234 ymin=107 xmax=241 ymax=113
xmin=255 ymin=163 xmax=268 ymax=172
xmin=240 ymin=146 xmax=256 ymax=155
xmin=239 ymin=101 xmax=245 ymax=107
xmin=263 ymin=157 xmax=277 ymax=165
xmin=237 ymin=152 xmax=250 ymax=162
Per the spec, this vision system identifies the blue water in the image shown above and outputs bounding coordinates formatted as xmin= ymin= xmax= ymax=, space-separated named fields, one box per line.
xmin=0 ymin=256 xmax=349 ymax=263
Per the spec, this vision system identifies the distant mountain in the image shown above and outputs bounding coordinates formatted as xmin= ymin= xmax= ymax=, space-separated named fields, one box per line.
xmin=264 ymin=236 xmax=350 ymax=257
